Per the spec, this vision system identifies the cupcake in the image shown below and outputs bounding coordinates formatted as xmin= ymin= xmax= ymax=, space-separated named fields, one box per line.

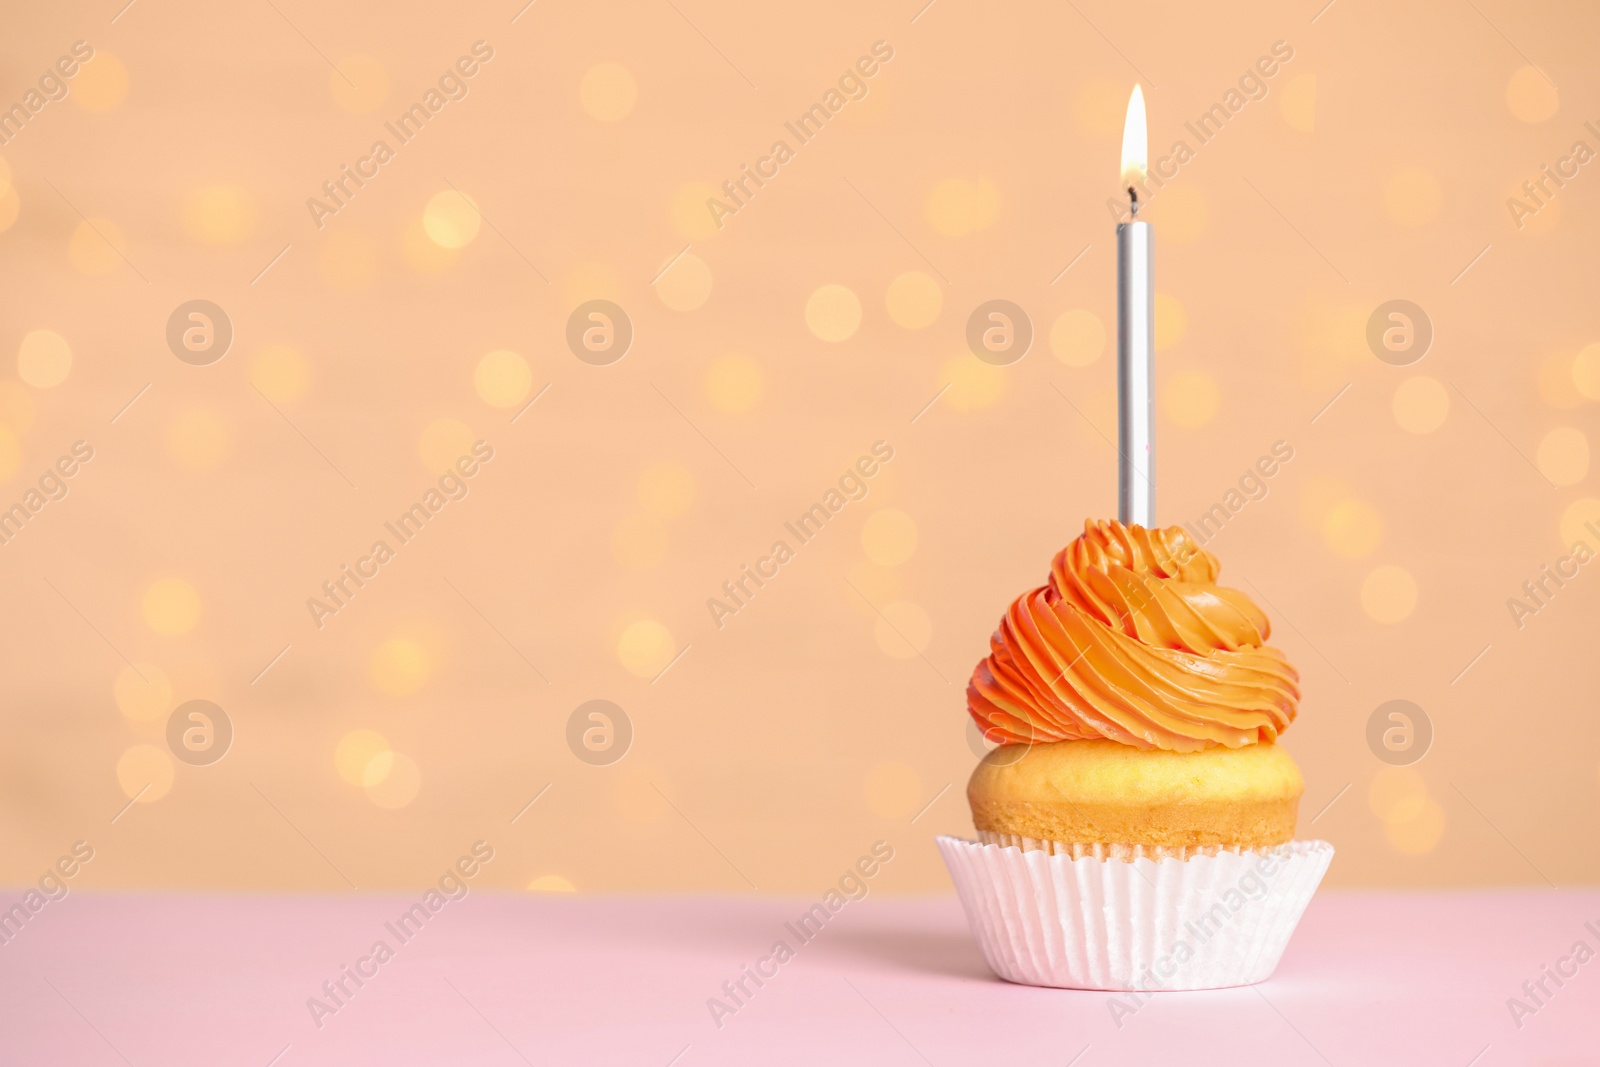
xmin=938 ymin=519 xmax=1332 ymax=991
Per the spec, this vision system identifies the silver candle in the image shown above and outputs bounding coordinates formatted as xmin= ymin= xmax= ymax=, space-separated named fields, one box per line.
xmin=1116 ymin=85 xmax=1154 ymax=527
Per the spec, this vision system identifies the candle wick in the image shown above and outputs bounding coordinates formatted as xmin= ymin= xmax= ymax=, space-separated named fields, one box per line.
xmin=1127 ymin=186 xmax=1140 ymax=217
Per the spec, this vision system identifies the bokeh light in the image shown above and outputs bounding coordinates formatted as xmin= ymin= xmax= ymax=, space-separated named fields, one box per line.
xmin=938 ymin=356 xmax=1007 ymax=412
xmin=370 ymin=637 xmax=432 ymax=696
xmin=844 ymin=561 xmax=902 ymax=622
xmin=1558 ymin=497 xmax=1600 ymax=550
xmin=704 ymin=354 xmax=765 ymax=413
xmin=1368 ymin=767 xmax=1427 ymax=819
xmin=0 ymin=159 xmax=16 ymax=234
xmin=638 ymin=461 xmax=695 ymax=519
xmin=165 ymin=408 xmax=233 ymax=471
xmin=418 ymin=418 xmax=475 ymax=474
xmin=181 ymin=185 xmax=257 ymax=245
xmin=402 ymin=217 xmax=460 ymax=273
xmin=423 ymin=190 xmax=481 ymax=249
xmin=1323 ymin=499 xmax=1384 ymax=559
xmin=1385 ymin=794 xmax=1446 ymax=855
xmin=1280 ymin=73 xmax=1316 ymax=132
xmin=114 ymin=663 xmax=172 ymax=721
xmin=17 ymin=329 xmax=72 ymax=388
xmin=805 ymin=284 xmax=861 ymax=341
xmin=1571 ymin=343 xmax=1600 ymax=400
xmin=0 ymin=426 xmax=18 ymax=482
xmin=1369 ymin=769 xmax=1446 ymax=852
xmin=1537 ymin=351 xmax=1585 ymax=408
xmin=142 ymin=577 xmax=201 ymax=637
xmin=580 ymin=62 xmax=637 ymax=121
xmin=1050 ymin=309 xmax=1105 ymax=367
xmin=562 ymin=261 xmax=624 ymax=305
xmin=1383 ymin=169 xmax=1441 ymax=227
xmin=924 ymin=177 xmax=1000 ymax=236
xmin=1506 ymin=66 xmax=1558 ymax=123
xmin=528 ymin=875 xmax=576 ymax=892
xmin=1536 ymin=427 xmax=1588 ymax=485
xmin=0 ymin=381 xmax=33 ymax=436
xmin=335 ymin=729 xmax=391 ymax=787
xmin=117 ymin=744 xmax=174 ymax=802
xmin=1153 ymin=293 xmax=1186 ymax=351
xmin=250 ymin=345 xmax=311 ymax=404
xmin=670 ymin=182 xmax=720 ymax=240
xmin=1392 ymin=375 xmax=1449 ymax=434
xmin=618 ymin=619 xmax=675 ymax=678
xmin=1360 ymin=565 xmax=1418 ymax=624
xmin=474 ymin=349 xmax=532 ymax=408
xmin=656 ymin=253 xmax=713 ymax=311
xmin=885 ymin=272 xmax=942 ymax=329
xmin=1295 ymin=299 xmax=1368 ymax=389
xmin=74 ymin=52 xmax=128 ymax=111
xmin=364 ymin=751 xmax=421 ymax=808
xmin=1299 ymin=476 xmax=1354 ymax=529
xmin=1161 ymin=369 xmax=1220 ymax=428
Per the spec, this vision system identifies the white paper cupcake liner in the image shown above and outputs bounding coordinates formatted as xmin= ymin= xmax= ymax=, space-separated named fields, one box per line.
xmin=976 ymin=830 xmax=1252 ymax=861
xmin=938 ymin=835 xmax=1333 ymax=991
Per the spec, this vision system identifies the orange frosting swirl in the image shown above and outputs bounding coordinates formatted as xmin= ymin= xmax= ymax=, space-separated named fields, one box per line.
xmin=967 ymin=520 xmax=1300 ymax=752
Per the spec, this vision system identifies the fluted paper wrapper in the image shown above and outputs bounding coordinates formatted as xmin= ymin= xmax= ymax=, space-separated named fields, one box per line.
xmin=938 ymin=835 xmax=1333 ymax=991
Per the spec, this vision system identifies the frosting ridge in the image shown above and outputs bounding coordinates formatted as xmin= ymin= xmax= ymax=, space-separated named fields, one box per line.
xmin=967 ymin=519 xmax=1299 ymax=752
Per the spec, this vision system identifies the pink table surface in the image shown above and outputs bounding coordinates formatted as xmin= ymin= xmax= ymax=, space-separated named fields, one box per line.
xmin=0 ymin=888 xmax=1594 ymax=1066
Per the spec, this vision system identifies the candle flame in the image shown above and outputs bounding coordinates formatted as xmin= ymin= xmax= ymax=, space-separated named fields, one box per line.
xmin=1120 ymin=84 xmax=1147 ymax=188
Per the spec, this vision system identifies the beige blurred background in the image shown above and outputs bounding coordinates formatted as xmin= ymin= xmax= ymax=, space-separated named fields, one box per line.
xmin=1 ymin=0 xmax=1597 ymax=896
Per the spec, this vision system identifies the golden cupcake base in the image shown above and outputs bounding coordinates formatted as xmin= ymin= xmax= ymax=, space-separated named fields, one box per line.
xmin=967 ymin=738 xmax=1303 ymax=852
